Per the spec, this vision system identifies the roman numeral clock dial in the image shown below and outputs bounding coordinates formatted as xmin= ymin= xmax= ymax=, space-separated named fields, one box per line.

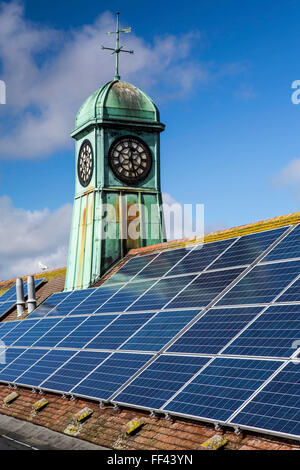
xmin=78 ymin=140 xmax=94 ymax=187
xmin=109 ymin=136 xmax=152 ymax=185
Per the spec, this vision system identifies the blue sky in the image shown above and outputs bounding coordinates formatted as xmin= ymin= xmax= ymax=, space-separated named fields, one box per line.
xmin=0 ymin=0 xmax=300 ymax=277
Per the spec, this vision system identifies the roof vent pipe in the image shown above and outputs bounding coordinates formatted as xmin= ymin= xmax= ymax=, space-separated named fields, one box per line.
xmin=16 ymin=278 xmax=25 ymax=317
xmin=27 ymin=276 xmax=36 ymax=314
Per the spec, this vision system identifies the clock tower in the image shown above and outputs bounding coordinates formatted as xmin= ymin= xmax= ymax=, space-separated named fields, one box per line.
xmin=64 ymin=14 xmax=165 ymax=291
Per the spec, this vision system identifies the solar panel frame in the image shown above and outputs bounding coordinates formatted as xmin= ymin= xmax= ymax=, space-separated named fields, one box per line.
xmin=0 ymin=301 xmax=16 ymax=320
xmin=262 ymin=224 xmax=300 ymax=263
xmin=166 ymin=306 xmax=265 ymax=355
xmin=217 ymin=260 xmax=300 ymax=306
xmin=209 ymin=227 xmax=289 ymax=271
xmin=227 ymin=360 xmax=300 ymax=440
xmin=112 ymin=354 xmax=211 ymax=411
xmin=70 ymin=351 xmax=154 ymax=402
xmin=104 ymin=253 xmax=160 ymax=285
xmin=161 ymin=357 xmax=284 ymax=424
xmin=38 ymin=350 xmax=112 ymax=394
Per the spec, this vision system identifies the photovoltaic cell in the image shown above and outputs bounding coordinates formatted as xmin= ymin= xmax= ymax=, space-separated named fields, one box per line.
xmin=29 ymin=292 xmax=72 ymax=318
xmin=15 ymin=349 xmax=77 ymax=387
xmin=167 ymin=239 xmax=235 ymax=276
xmin=134 ymin=248 xmax=189 ymax=280
xmin=72 ymin=352 xmax=153 ymax=401
xmin=12 ymin=318 xmax=60 ymax=347
xmin=120 ymin=310 xmax=201 ymax=352
xmin=58 ymin=315 xmax=117 ymax=349
xmin=210 ymin=227 xmax=287 ymax=270
xmin=41 ymin=351 xmax=110 ymax=392
xmin=223 ymin=304 xmax=300 ymax=358
xmin=33 ymin=316 xmax=86 ymax=348
xmin=231 ymin=362 xmax=300 ymax=438
xmin=86 ymin=312 xmax=156 ymax=350
xmin=218 ymin=260 xmax=300 ymax=306
xmin=128 ymin=276 xmax=196 ymax=312
xmin=105 ymin=254 xmax=158 ymax=284
xmin=114 ymin=355 xmax=210 ymax=409
xmin=163 ymin=357 xmax=283 ymax=422
xmin=97 ymin=280 xmax=157 ymax=313
xmin=167 ymin=306 xmax=263 ymax=355
xmin=69 ymin=285 xmax=123 ymax=315
xmin=263 ymin=224 xmax=300 ymax=262
xmin=167 ymin=268 xmax=244 ymax=309
xmin=0 ymin=348 xmax=48 ymax=383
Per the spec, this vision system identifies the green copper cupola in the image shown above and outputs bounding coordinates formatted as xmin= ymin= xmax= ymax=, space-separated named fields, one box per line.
xmin=64 ymin=14 xmax=166 ymax=291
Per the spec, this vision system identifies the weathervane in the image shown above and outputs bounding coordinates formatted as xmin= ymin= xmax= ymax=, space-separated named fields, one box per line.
xmin=102 ymin=12 xmax=134 ymax=81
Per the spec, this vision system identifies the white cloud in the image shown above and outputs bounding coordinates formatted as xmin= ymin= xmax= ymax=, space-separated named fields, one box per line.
xmin=0 ymin=1 xmax=245 ymax=159
xmin=162 ymin=192 xmax=204 ymax=240
xmin=0 ymin=195 xmax=72 ymax=279
xmin=273 ymin=159 xmax=300 ymax=189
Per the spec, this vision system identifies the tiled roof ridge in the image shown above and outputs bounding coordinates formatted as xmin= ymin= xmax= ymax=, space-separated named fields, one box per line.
xmin=128 ymin=210 xmax=300 ymax=256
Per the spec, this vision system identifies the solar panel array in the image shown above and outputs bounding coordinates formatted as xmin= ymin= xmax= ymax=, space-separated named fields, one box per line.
xmin=0 ymin=279 xmax=44 ymax=320
xmin=1 ymin=225 xmax=300 ymax=441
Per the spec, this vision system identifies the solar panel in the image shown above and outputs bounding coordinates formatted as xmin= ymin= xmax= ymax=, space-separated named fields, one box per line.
xmin=0 ymin=348 xmax=26 ymax=373
xmin=57 ymin=315 xmax=118 ymax=349
xmin=0 ymin=348 xmax=48 ymax=383
xmin=86 ymin=312 xmax=156 ymax=350
xmin=12 ymin=318 xmax=61 ymax=347
xmin=40 ymin=350 xmax=111 ymax=393
xmin=71 ymin=352 xmax=153 ymax=401
xmin=68 ymin=285 xmax=123 ymax=315
xmin=223 ymin=304 xmax=300 ymax=358
xmin=163 ymin=357 xmax=283 ymax=422
xmin=96 ymin=280 xmax=157 ymax=313
xmin=218 ymin=260 xmax=300 ymax=306
xmin=0 ymin=321 xmax=20 ymax=340
xmin=210 ymin=227 xmax=288 ymax=270
xmin=0 ymin=319 xmax=38 ymax=346
xmin=167 ymin=268 xmax=244 ymax=309
xmin=166 ymin=239 xmax=235 ymax=276
xmin=33 ymin=316 xmax=86 ymax=348
xmin=231 ymin=362 xmax=300 ymax=438
xmin=120 ymin=309 xmax=202 ymax=352
xmin=0 ymin=301 xmax=16 ymax=320
xmin=127 ymin=275 xmax=196 ymax=312
xmin=0 ymin=285 xmax=16 ymax=302
xmin=15 ymin=349 xmax=77 ymax=387
xmin=275 ymin=277 xmax=300 ymax=302
xmin=263 ymin=224 xmax=300 ymax=262
xmin=167 ymin=306 xmax=263 ymax=355
xmin=0 ymin=225 xmax=300 ymax=441
xmin=46 ymin=289 xmax=97 ymax=316
xmin=30 ymin=292 xmax=72 ymax=318
xmin=134 ymin=248 xmax=190 ymax=280
xmin=106 ymin=254 xmax=158 ymax=284
xmin=113 ymin=355 xmax=210 ymax=410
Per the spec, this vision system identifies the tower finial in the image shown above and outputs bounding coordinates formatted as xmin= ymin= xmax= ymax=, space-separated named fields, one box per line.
xmin=101 ymin=12 xmax=134 ymax=81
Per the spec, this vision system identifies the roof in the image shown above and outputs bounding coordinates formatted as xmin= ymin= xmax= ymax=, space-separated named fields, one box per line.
xmin=73 ymin=80 xmax=164 ymax=136
xmin=1 ymin=211 xmax=300 ymax=450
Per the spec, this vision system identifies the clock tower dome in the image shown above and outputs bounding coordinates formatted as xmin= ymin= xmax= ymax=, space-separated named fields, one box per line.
xmin=64 ymin=15 xmax=165 ymax=290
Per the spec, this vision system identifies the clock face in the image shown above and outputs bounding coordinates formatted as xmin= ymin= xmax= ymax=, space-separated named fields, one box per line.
xmin=78 ymin=140 xmax=94 ymax=187
xmin=108 ymin=136 xmax=152 ymax=185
